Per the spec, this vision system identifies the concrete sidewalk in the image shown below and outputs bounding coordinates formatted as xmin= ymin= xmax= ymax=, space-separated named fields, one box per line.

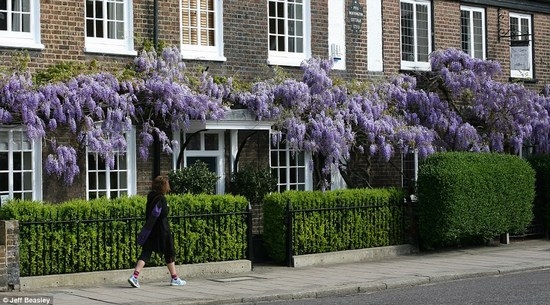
xmin=3 ymin=239 xmax=550 ymax=305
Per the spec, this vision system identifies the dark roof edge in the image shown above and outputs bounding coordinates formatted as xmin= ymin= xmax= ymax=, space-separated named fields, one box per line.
xmin=461 ymin=0 xmax=550 ymax=14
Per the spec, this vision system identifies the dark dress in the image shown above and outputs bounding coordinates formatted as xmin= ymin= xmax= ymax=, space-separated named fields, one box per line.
xmin=142 ymin=191 xmax=176 ymax=258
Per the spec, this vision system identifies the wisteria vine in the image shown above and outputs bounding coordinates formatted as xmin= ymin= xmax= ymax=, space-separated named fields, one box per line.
xmin=2 ymin=47 xmax=550 ymax=188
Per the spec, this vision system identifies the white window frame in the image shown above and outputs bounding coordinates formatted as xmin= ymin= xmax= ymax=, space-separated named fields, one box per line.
xmin=0 ymin=0 xmax=44 ymax=49
xmin=0 ymin=128 xmax=42 ymax=203
xmin=84 ymin=0 xmax=136 ymax=56
xmin=509 ymin=12 xmax=533 ymax=79
xmin=400 ymin=0 xmax=432 ymax=71
xmin=269 ymin=132 xmax=312 ymax=192
xmin=178 ymin=130 xmax=225 ymax=194
xmin=179 ymin=0 xmax=226 ymax=61
xmin=267 ymin=0 xmax=312 ymax=67
xmin=460 ymin=6 xmax=486 ymax=60
xmin=86 ymin=127 xmax=137 ymax=199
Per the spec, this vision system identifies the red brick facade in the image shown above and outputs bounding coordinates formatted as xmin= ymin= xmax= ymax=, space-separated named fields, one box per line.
xmin=2 ymin=0 xmax=550 ymax=202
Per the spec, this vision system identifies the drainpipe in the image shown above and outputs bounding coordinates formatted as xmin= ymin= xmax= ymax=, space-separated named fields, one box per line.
xmin=152 ymin=0 xmax=161 ymax=179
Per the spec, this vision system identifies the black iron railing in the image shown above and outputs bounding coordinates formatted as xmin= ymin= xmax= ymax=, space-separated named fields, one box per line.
xmin=19 ymin=206 xmax=253 ymax=277
xmin=284 ymin=200 xmax=410 ymax=266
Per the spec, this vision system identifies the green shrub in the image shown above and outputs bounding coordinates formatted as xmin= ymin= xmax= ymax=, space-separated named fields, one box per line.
xmin=0 ymin=194 xmax=249 ymax=276
xmin=263 ymin=188 xmax=407 ymax=264
xmin=169 ymin=161 xmax=219 ymax=195
xmin=231 ymin=166 xmax=277 ymax=204
xmin=526 ymin=155 xmax=550 ymax=234
xmin=416 ymin=152 xmax=535 ymax=249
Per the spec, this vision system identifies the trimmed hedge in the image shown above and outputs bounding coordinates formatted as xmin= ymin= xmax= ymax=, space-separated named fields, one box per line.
xmin=0 ymin=194 xmax=249 ymax=276
xmin=526 ymin=155 xmax=550 ymax=234
xmin=263 ymin=188 xmax=407 ymax=263
xmin=417 ymin=152 xmax=535 ymax=249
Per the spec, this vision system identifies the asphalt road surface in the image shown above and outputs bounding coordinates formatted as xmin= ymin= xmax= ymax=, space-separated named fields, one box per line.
xmin=245 ymin=268 xmax=550 ymax=305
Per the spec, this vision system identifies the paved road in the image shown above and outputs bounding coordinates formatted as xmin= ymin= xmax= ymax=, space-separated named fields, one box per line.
xmin=244 ymin=268 xmax=550 ymax=305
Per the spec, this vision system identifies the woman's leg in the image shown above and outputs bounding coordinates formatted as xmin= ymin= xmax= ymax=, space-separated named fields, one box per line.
xmin=128 ymin=249 xmax=152 ymax=287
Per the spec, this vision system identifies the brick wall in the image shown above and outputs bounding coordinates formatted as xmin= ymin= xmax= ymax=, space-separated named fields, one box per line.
xmin=3 ymin=1 xmax=550 ymax=202
xmin=0 ymin=221 xmax=20 ymax=292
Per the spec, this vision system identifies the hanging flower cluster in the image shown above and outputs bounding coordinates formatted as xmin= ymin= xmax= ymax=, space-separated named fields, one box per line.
xmin=2 ymin=46 xmax=550 ymax=187
xmin=0 ymin=46 xmax=231 ymax=184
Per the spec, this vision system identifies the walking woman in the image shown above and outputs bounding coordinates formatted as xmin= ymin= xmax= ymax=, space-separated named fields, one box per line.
xmin=128 ymin=175 xmax=186 ymax=288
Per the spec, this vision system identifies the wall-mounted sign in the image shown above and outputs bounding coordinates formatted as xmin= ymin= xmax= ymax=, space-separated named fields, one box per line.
xmin=510 ymin=41 xmax=530 ymax=71
xmin=348 ymin=0 xmax=364 ymax=34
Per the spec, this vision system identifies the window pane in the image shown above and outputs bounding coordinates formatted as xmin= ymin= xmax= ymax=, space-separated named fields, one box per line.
xmin=86 ymin=0 xmax=94 ymax=17
xmin=473 ymin=11 xmax=483 ymax=59
xmin=23 ymin=172 xmax=31 ymax=189
xmin=86 ymin=20 xmax=94 ymax=37
xmin=12 ymin=0 xmax=20 ymax=11
xmin=0 ymin=152 xmax=7 ymax=170
xmin=13 ymin=152 xmax=21 ymax=170
xmin=416 ymin=4 xmax=429 ymax=62
xmin=21 ymin=12 xmax=29 ymax=32
xmin=277 ymin=2 xmax=284 ymax=16
xmin=23 ymin=151 xmax=31 ymax=170
xmin=510 ymin=17 xmax=519 ymax=41
xmin=268 ymin=1 xmax=276 ymax=17
xmin=290 ymin=168 xmax=296 ymax=183
xmin=278 ymin=36 xmax=285 ymax=51
xmin=278 ymin=151 xmax=286 ymax=166
xmin=11 ymin=13 xmax=20 ymax=31
xmin=400 ymin=2 xmax=414 ymax=61
xmin=187 ymin=156 xmax=217 ymax=173
xmin=0 ymin=13 xmax=6 ymax=30
xmin=461 ymin=10 xmax=470 ymax=54
xmin=521 ymin=18 xmax=529 ymax=41
xmin=288 ymin=36 xmax=295 ymax=52
xmin=13 ymin=172 xmax=21 ymax=191
xmin=21 ymin=0 xmax=29 ymax=12
xmin=186 ymin=134 xmax=201 ymax=150
xmin=110 ymin=172 xmax=118 ymax=189
xmin=279 ymin=168 xmax=286 ymax=183
xmin=116 ymin=2 xmax=123 ymax=20
xmin=97 ymin=172 xmax=107 ymax=188
xmin=0 ymin=132 xmax=7 ymax=150
xmin=96 ymin=20 xmax=103 ymax=37
xmin=89 ymin=173 xmax=97 ymax=189
xmin=0 ymin=173 xmax=7 ymax=191
xmin=119 ymin=172 xmax=127 ymax=188
xmin=204 ymin=133 xmax=218 ymax=150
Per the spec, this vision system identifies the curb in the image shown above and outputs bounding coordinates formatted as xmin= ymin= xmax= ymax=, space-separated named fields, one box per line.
xmin=168 ymin=264 xmax=550 ymax=305
xmin=20 ymin=259 xmax=252 ymax=291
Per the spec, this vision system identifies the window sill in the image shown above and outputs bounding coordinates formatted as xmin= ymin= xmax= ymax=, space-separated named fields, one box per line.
xmin=0 ymin=41 xmax=45 ymax=50
xmin=180 ymin=53 xmax=227 ymax=62
xmin=509 ymin=77 xmax=538 ymax=84
xmin=84 ymin=46 xmax=138 ymax=57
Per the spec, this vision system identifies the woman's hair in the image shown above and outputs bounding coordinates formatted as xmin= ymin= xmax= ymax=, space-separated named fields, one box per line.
xmin=152 ymin=175 xmax=171 ymax=194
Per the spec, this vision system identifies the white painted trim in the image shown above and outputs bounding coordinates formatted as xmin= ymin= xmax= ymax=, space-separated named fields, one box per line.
xmin=179 ymin=0 xmax=225 ymax=61
xmin=328 ymin=0 xmax=346 ymax=70
xmin=230 ymin=130 xmax=238 ymax=174
xmin=0 ymin=0 xmax=43 ymax=49
xmin=399 ymin=0 xmax=432 ymax=71
xmin=367 ymin=0 xmax=383 ymax=72
xmin=84 ymin=0 xmax=136 ymax=56
xmin=32 ymin=136 xmax=42 ymax=201
xmin=460 ymin=5 xmax=487 ymax=60
xmin=266 ymin=0 xmax=312 ymax=67
xmin=509 ymin=12 xmax=533 ymax=79
xmin=183 ymin=131 xmax=226 ymax=194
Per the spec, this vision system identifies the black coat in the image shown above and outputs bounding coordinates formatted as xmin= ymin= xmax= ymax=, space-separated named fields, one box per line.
xmin=142 ymin=191 xmax=175 ymax=257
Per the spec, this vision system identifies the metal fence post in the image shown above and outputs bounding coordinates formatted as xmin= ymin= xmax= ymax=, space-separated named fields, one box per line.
xmin=285 ymin=201 xmax=293 ymax=267
xmin=246 ymin=203 xmax=253 ymax=261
